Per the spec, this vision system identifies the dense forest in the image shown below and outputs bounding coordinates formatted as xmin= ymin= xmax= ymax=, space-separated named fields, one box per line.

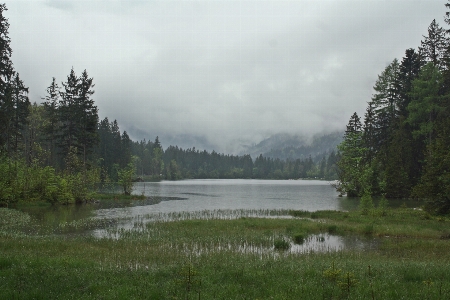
xmin=336 ymin=6 xmax=450 ymax=214
xmin=0 ymin=3 xmax=337 ymax=207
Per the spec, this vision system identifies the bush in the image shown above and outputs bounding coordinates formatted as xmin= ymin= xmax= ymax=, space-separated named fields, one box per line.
xmin=274 ymin=238 xmax=290 ymax=250
xmin=293 ymin=234 xmax=306 ymax=244
xmin=327 ymin=225 xmax=338 ymax=234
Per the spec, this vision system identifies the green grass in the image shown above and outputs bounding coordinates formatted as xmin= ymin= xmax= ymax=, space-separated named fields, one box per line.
xmin=1 ymin=207 xmax=450 ymax=299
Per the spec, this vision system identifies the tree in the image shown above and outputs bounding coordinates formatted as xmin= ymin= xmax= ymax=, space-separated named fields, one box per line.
xmin=0 ymin=5 xmax=29 ymax=155
xmin=151 ymin=136 xmax=164 ymax=177
xmin=398 ymin=48 xmax=421 ymax=116
xmin=42 ymin=77 xmax=61 ymax=167
xmin=5 ymin=73 xmax=30 ymax=156
xmin=413 ymin=117 xmax=450 ymax=214
xmin=58 ymin=68 xmax=80 ymax=159
xmin=407 ymin=63 xmax=443 ymax=150
xmin=117 ymin=156 xmax=136 ymax=195
xmin=77 ymin=70 xmax=98 ymax=169
xmin=419 ymin=19 xmax=447 ymax=69
xmin=370 ymin=59 xmax=402 ymax=143
xmin=336 ymin=113 xmax=366 ymax=197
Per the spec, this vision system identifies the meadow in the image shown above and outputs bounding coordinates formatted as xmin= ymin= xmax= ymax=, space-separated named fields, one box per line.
xmin=1 ymin=206 xmax=449 ymax=299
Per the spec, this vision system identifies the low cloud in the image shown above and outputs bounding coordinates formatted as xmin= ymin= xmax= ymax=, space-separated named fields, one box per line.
xmin=8 ymin=0 xmax=445 ymax=152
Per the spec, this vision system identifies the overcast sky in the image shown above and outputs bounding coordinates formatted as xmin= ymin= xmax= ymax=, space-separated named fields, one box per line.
xmin=7 ymin=0 xmax=447 ymax=153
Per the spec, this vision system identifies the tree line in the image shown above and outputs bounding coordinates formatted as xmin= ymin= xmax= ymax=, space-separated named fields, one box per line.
xmin=0 ymin=3 xmax=337 ymax=206
xmin=337 ymin=2 xmax=450 ymax=214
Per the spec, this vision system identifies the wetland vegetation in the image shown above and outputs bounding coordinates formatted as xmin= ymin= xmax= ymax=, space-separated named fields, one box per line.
xmin=1 ymin=205 xmax=450 ymax=299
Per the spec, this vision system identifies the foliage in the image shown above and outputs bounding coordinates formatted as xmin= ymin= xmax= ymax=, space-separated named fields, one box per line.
xmin=116 ymin=157 xmax=137 ymax=196
xmin=359 ymin=193 xmax=374 ymax=215
xmin=337 ymin=113 xmax=366 ymax=197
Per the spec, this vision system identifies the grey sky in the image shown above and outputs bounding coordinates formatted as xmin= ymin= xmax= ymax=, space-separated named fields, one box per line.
xmin=7 ymin=0 xmax=447 ymax=153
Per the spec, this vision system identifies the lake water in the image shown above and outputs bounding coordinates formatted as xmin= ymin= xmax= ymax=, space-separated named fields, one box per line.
xmin=95 ymin=179 xmax=351 ymax=220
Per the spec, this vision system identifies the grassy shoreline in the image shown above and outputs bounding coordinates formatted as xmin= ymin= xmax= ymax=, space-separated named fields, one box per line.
xmin=1 ymin=207 xmax=449 ymax=299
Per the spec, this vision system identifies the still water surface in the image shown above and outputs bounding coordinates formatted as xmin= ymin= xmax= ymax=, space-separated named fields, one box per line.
xmin=95 ymin=179 xmax=348 ymax=220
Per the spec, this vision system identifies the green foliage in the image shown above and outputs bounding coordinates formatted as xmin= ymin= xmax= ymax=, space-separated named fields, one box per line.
xmin=293 ymin=233 xmax=306 ymax=244
xmin=116 ymin=157 xmax=137 ymax=196
xmin=337 ymin=113 xmax=367 ymax=197
xmin=359 ymin=193 xmax=374 ymax=215
xmin=413 ymin=117 xmax=450 ymax=214
xmin=273 ymin=238 xmax=290 ymax=250
xmin=407 ymin=63 xmax=443 ymax=144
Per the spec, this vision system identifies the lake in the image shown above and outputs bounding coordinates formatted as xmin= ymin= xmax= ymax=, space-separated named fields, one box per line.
xmin=95 ymin=179 xmax=350 ymax=220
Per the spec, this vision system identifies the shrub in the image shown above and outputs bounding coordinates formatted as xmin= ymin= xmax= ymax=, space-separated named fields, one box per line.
xmin=274 ymin=238 xmax=290 ymax=250
xmin=327 ymin=225 xmax=338 ymax=234
xmin=293 ymin=234 xmax=306 ymax=244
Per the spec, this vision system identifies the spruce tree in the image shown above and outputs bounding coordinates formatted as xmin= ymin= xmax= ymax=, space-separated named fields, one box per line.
xmin=42 ymin=77 xmax=61 ymax=167
xmin=419 ymin=19 xmax=447 ymax=69
xmin=337 ymin=113 xmax=366 ymax=197
xmin=77 ymin=69 xmax=98 ymax=168
xmin=58 ymin=68 xmax=80 ymax=159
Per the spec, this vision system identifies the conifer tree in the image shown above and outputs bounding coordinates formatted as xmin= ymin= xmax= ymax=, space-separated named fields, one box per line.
xmin=337 ymin=113 xmax=366 ymax=197
xmin=77 ymin=69 xmax=98 ymax=168
xmin=42 ymin=77 xmax=60 ymax=167
xmin=419 ymin=19 xmax=447 ymax=69
xmin=58 ymin=68 xmax=80 ymax=158
xmin=0 ymin=4 xmax=29 ymax=156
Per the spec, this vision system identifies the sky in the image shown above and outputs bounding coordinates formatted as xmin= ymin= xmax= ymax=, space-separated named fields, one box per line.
xmin=6 ymin=0 xmax=447 ymax=153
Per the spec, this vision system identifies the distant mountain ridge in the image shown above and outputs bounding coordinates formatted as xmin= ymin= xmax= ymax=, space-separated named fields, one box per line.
xmin=241 ymin=132 xmax=342 ymax=162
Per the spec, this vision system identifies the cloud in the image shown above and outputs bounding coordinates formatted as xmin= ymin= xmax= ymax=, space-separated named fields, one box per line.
xmin=7 ymin=0 xmax=446 ymax=152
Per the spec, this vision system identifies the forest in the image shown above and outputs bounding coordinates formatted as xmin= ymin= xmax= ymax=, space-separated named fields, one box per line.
xmin=0 ymin=3 xmax=337 ymax=207
xmin=336 ymin=9 xmax=450 ymax=214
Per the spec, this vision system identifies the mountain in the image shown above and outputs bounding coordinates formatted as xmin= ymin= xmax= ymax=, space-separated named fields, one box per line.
xmin=241 ymin=131 xmax=342 ymax=162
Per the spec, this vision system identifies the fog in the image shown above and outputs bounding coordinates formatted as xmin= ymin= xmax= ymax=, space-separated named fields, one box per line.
xmin=8 ymin=0 xmax=446 ymax=152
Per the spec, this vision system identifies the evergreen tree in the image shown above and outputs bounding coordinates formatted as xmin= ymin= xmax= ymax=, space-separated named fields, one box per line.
xmin=42 ymin=77 xmax=61 ymax=167
xmin=419 ymin=19 xmax=447 ymax=69
xmin=399 ymin=48 xmax=421 ymax=115
xmin=407 ymin=63 xmax=443 ymax=150
xmin=414 ymin=117 xmax=450 ymax=214
xmin=337 ymin=113 xmax=366 ymax=197
xmin=77 ymin=70 xmax=98 ymax=168
xmin=0 ymin=5 xmax=28 ymax=156
xmin=7 ymin=73 xmax=30 ymax=156
xmin=58 ymin=68 xmax=80 ymax=158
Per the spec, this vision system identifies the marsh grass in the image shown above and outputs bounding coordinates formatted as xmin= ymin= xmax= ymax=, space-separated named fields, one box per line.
xmin=1 ymin=207 xmax=450 ymax=299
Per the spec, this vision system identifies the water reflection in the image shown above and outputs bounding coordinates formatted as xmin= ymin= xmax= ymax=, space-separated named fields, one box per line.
xmin=289 ymin=233 xmax=379 ymax=254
